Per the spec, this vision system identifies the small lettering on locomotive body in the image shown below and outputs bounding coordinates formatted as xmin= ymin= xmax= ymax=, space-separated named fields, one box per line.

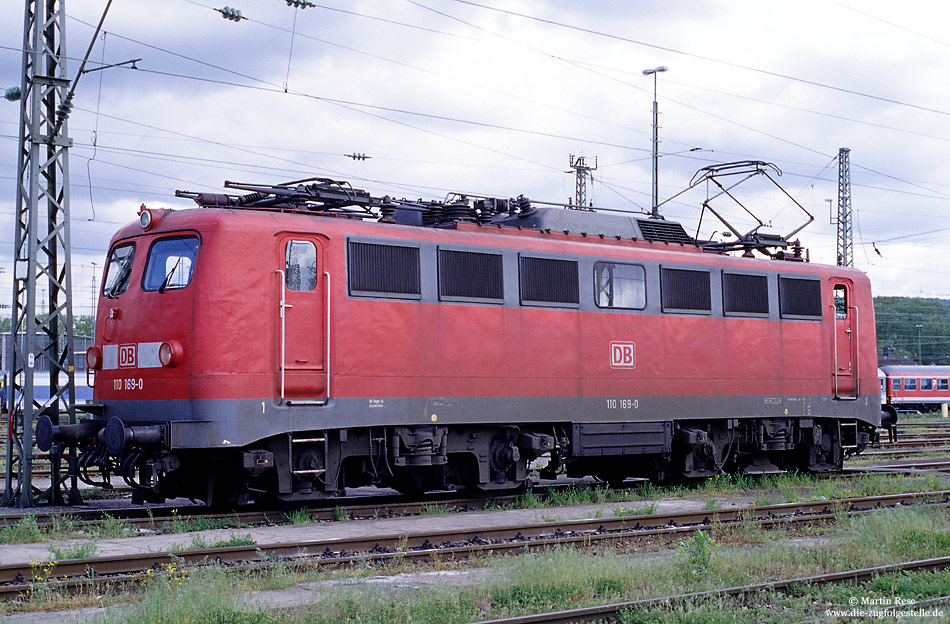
xmin=606 ymin=398 xmax=639 ymax=409
xmin=113 ymin=378 xmax=144 ymax=391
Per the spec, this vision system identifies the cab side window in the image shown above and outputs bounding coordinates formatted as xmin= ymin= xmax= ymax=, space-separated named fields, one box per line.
xmin=833 ymin=285 xmax=848 ymax=320
xmin=102 ymin=243 xmax=136 ymax=298
xmin=285 ymin=241 xmax=317 ymax=291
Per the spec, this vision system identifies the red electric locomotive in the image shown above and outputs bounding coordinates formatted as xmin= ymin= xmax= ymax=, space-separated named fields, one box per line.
xmin=41 ymin=168 xmax=883 ymax=505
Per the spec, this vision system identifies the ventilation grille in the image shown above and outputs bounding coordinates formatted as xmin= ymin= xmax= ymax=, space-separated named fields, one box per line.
xmin=661 ymin=268 xmax=711 ymax=312
xmin=779 ymin=277 xmax=822 ymax=317
xmin=637 ymin=219 xmax=694 ymax=244
xmin=520 ymin=256 xmax=579 ymax=304
xmin=348 ymin=241 xmax=420 ymax=296
xmin=438 ymin=249 xmax=503 ymax=300
xmin=723 ymin=273 xmax=769 ymax=314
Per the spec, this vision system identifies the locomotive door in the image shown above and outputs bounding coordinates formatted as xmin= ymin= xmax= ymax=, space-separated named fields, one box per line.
xmin=831 ymin=279 xmax=857 ymax=399
xmin=277 ymin=237 xmax=328 ymax=402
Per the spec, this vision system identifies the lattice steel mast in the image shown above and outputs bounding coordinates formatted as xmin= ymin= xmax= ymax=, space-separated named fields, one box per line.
xmin=835 ymin=147 xmax=853 ymax=267
xmin=567 ymin=154 xmax=597 ymax=209
xmin=4 ymin=0 xmax=79 ymax=507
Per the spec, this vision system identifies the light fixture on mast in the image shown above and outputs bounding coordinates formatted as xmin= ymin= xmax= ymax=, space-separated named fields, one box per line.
xmin=642 ymin=65 xmax=667 ymax=218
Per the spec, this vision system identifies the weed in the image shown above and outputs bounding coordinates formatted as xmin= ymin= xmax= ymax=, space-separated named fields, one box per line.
xmin=333 ymin=506 xmax=349 ymax=522
xmin=677 ymin=530 xmax=718 ymax=575
xmin=0 ymin=515 xmax=43 ymax=543
xmin=29 ymin=559 xmax=56 ymax=583
xmin=283 ymin=507 xmax=311 ymax=525
xmin=163 ymin=511 xmax=244 ymax=535
xmin=614 ymin=502 xmax=657 ymax=517
xmin=48 ymin=539 xmax=98 ymax=560
xmin=422 ymin=503 xmax=457 ymax=516
xmin=26 ymin=560 xmax=57 ymax=602
xmin=170 ymin=532 xmax=256 ymax=551
xmin=635 ymin=481 xmax=660 ymax=499
xmin=94 ymin=513 xmax=137 ymax=539
xmin=702 ymin=498 xmax=721 ymax=511
xmin=752 ymin=493 xmax=781 ymax=506
xmin=514 ymin=489 xmax=544 ymax=508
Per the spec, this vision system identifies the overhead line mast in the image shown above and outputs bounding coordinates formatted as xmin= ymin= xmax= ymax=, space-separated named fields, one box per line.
xmin=5 ymin=0 xmax=82 ymax=507
xmin=566 ymin=154 xmax=596 ymax=209
xmin=835 ymin=147 xmax=853 ymax=267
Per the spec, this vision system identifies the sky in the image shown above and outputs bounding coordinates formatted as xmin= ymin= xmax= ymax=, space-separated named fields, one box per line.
xmin=2 ymin=0 xmax=950 ymax=319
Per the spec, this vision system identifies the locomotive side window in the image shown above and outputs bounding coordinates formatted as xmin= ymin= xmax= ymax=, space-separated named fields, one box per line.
xmin=905 ymin=378 xmax=917 ymax=391
xmin=939 ymin=378 xmax=949 ymax=391
xmin=285 ymin=241 xmax=317 ymax=291
xmin=593 ymin=262 xmax=645 ymax=309
xmin=102 ymin=242 xmax=136 ymax=298
xmin=142 ymin=236 xmax=198 ymax=292
xmin=722 ymin=273 xmax=768 ymax=315
xmin=891 ymin=378 xmax=901 ymax=392
xmin=348 ymin=241 xmax=421 ymax=298
xmin=778 ymin=277 xmax=822 ymax=318
xmin=438 ymin=249 xmax=503 ymax=302
xmin=660 ymin=267 xmax=711 ymax=313
xmin=833 ymin=285 xmax=848 ymax=319
xmin=921 ymin=378 xmax=935 ymax=391
xmin=519 ymin=256 xmax=579 ymax=305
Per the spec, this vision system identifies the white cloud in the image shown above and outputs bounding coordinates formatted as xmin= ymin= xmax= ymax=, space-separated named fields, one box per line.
xmin=1 ymin=0 xmax=949 ymax=302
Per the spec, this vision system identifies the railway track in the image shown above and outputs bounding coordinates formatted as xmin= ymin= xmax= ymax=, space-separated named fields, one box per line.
xmin=1 ymin=490 xmax=946 ymax=601
xmin=853 ymin=459 xmax=950 ymax=474
xmin=472 ymin=557 xmax=950 ymax=624
xmin=2 ymin=450 xmax=944 ymax=532
xmin=0 ymin=490 xmax=526 ymax=531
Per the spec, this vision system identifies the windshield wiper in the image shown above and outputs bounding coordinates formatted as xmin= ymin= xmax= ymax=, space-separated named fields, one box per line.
xmin=158 ymin=257 xmax=183 ymax=293
xmin=104 ymin=260 xmax=132 ymax=298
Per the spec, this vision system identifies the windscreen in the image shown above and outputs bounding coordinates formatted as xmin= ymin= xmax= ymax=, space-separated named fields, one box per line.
xmin=102 ymin=243 xmax=136 ymax=298
xmin=142 ymin=236 xmax=199 ymax=292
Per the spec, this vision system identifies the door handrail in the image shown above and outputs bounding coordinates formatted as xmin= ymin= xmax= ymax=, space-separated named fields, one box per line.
xmin=831 ymin=300 xmax=859 ymax=401
xmin=275 ymin=269 xmax=291 ymax=401
xmin=324 ymin=270 xmax=331 ymax=402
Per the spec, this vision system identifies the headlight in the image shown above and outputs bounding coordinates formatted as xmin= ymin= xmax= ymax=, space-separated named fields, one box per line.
xmin=85 ymin=346 xmax=102 ymax=370
xmin=159 ymin=341 xmax=183 ymax=367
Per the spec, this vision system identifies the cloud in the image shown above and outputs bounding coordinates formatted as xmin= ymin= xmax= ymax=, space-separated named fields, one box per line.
xmin=1 ymin=0 xmax=949 ymax=302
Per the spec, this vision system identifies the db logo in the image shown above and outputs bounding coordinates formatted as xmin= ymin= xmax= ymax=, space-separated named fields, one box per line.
xmin=118 ymin=344 xmax=137 ymax=368
xmin=610 ymin=342 xmax=636 ymax=369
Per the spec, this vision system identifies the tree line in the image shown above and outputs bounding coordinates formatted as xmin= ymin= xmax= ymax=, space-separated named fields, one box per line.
xmin=874 ymin=297 xmax=950 ymax=365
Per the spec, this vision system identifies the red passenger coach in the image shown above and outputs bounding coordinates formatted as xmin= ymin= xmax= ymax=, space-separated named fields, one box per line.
xmin=881 ymin=365 xmax=950 ymax=412
xmin=40 ymin=174 xmax=884 ymax=505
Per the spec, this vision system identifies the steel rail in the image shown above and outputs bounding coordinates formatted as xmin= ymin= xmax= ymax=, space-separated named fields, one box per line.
xmin=0 ymin=490 xmax=945 ymax=599
xmin=468 ymin=557 xmax=950 ymax=624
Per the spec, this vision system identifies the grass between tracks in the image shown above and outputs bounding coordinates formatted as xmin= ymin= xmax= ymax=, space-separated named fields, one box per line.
xmin=4 ymin=501 xmax=950 ymax=622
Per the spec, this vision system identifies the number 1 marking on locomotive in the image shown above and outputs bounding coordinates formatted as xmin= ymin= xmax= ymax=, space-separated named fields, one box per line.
xmin=262 ymin=401 xmax=265 ymax=414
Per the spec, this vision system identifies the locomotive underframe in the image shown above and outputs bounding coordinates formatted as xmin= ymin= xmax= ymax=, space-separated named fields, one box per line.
xmin=66 ymin=411 xmax=877 ymax=505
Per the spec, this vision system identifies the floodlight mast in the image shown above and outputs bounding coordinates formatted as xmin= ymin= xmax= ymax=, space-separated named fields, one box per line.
xmin=642 ymin=66 xmax=667 ymax=218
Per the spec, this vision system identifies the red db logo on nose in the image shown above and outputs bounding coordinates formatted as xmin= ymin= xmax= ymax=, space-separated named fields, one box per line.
xmin=610 ymin=342 xmax=636 ymax=369
xmin=119 ymin=344 xmax=137 ymax=368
